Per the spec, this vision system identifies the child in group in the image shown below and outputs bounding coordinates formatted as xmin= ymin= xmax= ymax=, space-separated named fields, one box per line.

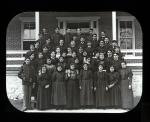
xmin=57 ymin=56 xmax=67 ymax=71
xmin=112 ymin=53 xmax=122 ymax=71
xmin=51 ymin=65 xmax=67 ymax=109
xmin=70 ymin=40 xmax=77 ymax=52
xmin=86 ymin=41 xmax=94 ymax=58
xmin=79 ymin=63 xmax=94 ymax=109
xmin=66 ymin=47 xmax=73 ymax=69
xmin=65 ymin=63 xmax=80 ymax=109
xmin=104 ymin=37 xmax=113 ymax=52
xmin=55 ymin=47 xmax=61 ymax=59
xmin=42 ymin=46 xmax=49 ymax=59
xmin=18 ymin=58 xmax=36 ymax=111
xmin=119 ymin=61 xmax=134 ymax=110
xmin=98 ymin=53 xmax=106 ymax=70
xmin=42 ymin=38 xmax=54 ymax=52
xmin=58 ymin=39 xmax=66 ymax=54
xmin=107 ymin=66 xmax=121 ymax=108
xmin=36 ymin=66 xmax=51 ymax=110
xmin=94 ymin=64 xmax=108 ymax=108
xmin=105 ymin=50 xmax=113 ymax=72
xmin=25 ymin=44 xmax=35 ymax=59
xmin=92 ymin=52 xmax=100 ymax=73
xmin=78 ymin=36 xmax=86 ymax=50
xmin=36 ymin=52 xmax=46 ymax=70
xmin=96 ymin=40 xmax=106 ymax=54
xmin=113 ymin=46 xmax=124 ymax=61
xmin=50 ymin=51 xmax=58 ymax=65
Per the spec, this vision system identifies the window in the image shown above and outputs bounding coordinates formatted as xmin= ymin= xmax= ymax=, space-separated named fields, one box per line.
xmin=67 ymin=22 xmax=90 ymax=29
xmin=118 ymin=17 xmax=135 ymax=55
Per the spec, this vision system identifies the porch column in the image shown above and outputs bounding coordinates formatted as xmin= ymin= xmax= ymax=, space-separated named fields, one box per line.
xmin=112 ymin=11 xmax=116 ymax=40
xmin=35 ymin=12 xmax=40 ymax=40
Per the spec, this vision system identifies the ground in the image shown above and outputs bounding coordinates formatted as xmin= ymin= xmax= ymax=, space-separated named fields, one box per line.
xmin=6 ymin=71 xmax=142 ymax=113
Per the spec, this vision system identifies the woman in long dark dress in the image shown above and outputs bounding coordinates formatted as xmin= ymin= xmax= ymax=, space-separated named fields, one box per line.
xmin=107 ymin=66 xmax=121 ymax=108
xmin=36 ymin=66 xmax=51 ymax=110
xmin=119 ymin=61 xmax=134 ymax=109
xmin=94 ymin=64 xmax=109 ymax=108
xmin=51 ymin=65 xmax=67 ymax=109
xmin=79 ymin=63 xmax=94 ymax=109
xmin=66 ymin=63 xmax=80 ymax=109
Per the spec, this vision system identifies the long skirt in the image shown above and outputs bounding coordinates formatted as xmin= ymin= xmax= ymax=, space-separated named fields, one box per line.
xmin=66 ymin=79 xmax=80 ymax=109
xmin=37 ymin=86 xmax=51 ymax=110
xmin=121 ymin=79 xmax=134 ymax=109
xmin=109 ymin=84 xmax=121 ymax=108
xmin=51 ymin=82 xmax=66 ymax=105
xmin=95 ymin=81 xmax=108 ymax=107
xmin=22 ymin=85 xmax=32 ymax=109
xmin=80 ymin=80 xmax=94 ymax=106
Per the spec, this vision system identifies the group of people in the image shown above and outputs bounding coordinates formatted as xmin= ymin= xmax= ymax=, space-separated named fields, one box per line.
xmin=18 ymin=27 xmax=134 ymax=111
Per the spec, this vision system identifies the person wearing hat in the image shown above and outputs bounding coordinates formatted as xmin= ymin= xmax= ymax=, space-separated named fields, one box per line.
xmin=79 ymin=63 xmax=94 ymax=109
xmin=65 ymin=63 xmax=80 ymax=109
xmin=18 ymin=58 xmax=36 ymax=111
xmin=51 ymin=64 xmax=67 ymax=110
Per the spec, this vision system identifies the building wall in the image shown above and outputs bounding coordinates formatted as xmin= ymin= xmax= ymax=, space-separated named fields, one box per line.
xmin=39 ymin=12 xmax=112 ymax=40
xmin=6 ymin=12 xmax=34 ymax=50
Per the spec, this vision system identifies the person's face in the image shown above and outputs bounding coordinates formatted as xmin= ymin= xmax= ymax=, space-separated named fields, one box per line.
xmin=51 ymin=51 xmax=55 ymax=57
xmin=104 ymin=38 xmax=109 ymax=44
xmin=77 ymin=29 xmax=81 ymax=34
xmin=75 ymin=58 xmax=79 ymax=64
xmin=110 ymin=66 xmax=114 ymax=72
xmin=55 ymin=28 xmax=59 ymax=33
xmin=67 ymin=29 xmax=71 ymax=33
xmin=71 ymin=41 xmax=75 ymax=47
xmin=62 ymin=52 xmax=66 ymax=57
xmin=42 ymin=66 xmax=47 ymax=73
xmin=99 ymin=54 xmax=104 ymax=60
xmin=100 ymin=41 xmax=104 ymax=46
xmin=30 ymin=45 xmax=35 ymax=51
xmin=72 ymin=52 xmax=76 ymax=57
xmin=95 ymin=52 xmax=99 ymax=58
xmin=30 ymin=54 xmax=35 ymax=60
xmin=46 ymin=39 xmax=51 ymax=44
xmin=70 ymin=65 xmax=75 ymax=70
xmin=43 ymin=47 xmax=48 ymax=53
xmin=92 ymin=34 xmax=97 ymax=40
xmin=59 ymin=57 xmax=64 ymax=62
xmin=57 ymin=66 xmax=62 ymax=71
xmin=38 ymin=53 xmax=43 ymax=58
xmin=67 ymin=48 xmax=71 ymax=53
xmin=112 ymin=42 xmax=118 ymax=47
xmin=42 ymin=28 xmax=47 ymax=33
xmin=115 ymin=47 xmax=120 ymax=53
xmin=101 ymin=32 xmax=105 ymax=37
xmin=107 ymin=51 xmax=112 ymax=57
xmin=83 ymin=64 xmax=88 ymax=70
xmin=79 ymin=47 xmax=83 ymax=53
xmin=121 ymin=62 xmax=126 ymax=68
xmin=47 ymin=59 xmax=51 ymax=64
xmin=73 ymin=36 xmax=77 ymax=40
xmin=35 ymin=42 xmax=39 ymax=48
xmin=59 ymin=40 xmax=64 ymax=45
xmin=56 ymin=48 xmax=60 ymax=53
xmin=80 ymin=37 xmax=84 ymax=42
xmin=113 ymin=54 xmax=119 ymax=60
xmin=25 ymin=59 xmax=30 ymax=65
xmin=83 ymin=51 xmax=87 ymax=56
xmin=99 ymin=65 xmax=103 ymax=71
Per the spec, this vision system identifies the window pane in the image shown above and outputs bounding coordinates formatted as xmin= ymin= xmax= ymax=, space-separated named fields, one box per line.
xmin=23 ymin=29 xmax=30 ymax=39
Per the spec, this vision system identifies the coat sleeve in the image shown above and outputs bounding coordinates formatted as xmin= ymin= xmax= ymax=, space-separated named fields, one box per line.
xmin=18 ymin=66 xmax=24 ymax=80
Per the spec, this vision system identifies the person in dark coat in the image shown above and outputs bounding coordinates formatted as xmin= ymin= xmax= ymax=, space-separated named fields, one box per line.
xmin=113 ymin=46 xmax=124 ymax=61
xmin=96 ymin=40 xmax=107 ymax=54
xmin=119 ymin=61 xmax=134 ymax=110
xmin=86 ymin=41 xmax=94 ymax=58
xmin=69 ymin=40 xmax=77 ymax=52
xmin=58 ymin=39 xmax=67 ymax=54
xmin=91 ymin=34 xmax=99 ymax=52
xmin=42 ymin=46 xmax=49 ymax=59
xmin=51 ymin=65 xmax=67 ymax=109
xmin=99 ymin=31 xmax=106 ymax=41
xmin=57 ymin=56 xmax=67 ymax=71
xmin=105 ymin=50 xmax=113 ymax=72
xmin=36 ymin=52 xmax=46 ymax=71
xmin=79 ymin=63 xmax=94 ymax=108
xmin=55 ymin=47 xmax=61 ymax=59
xmin=77 ymin=46 xmax=84 ymax=69
xmin=112 ymin=53 xmax=122 ymax=71
xmin=64 ymin=28 xmax=73 ymax=47
xmin=94 ymin=64 xmax=109 ymax=108
xmin=42 ymin=38 xmax=54 ymax=52
xmin=104 ymin=37 xmax=113 ymax=54
xmin=65 ymin=63 xmax=80 ymax=109
xmin=51 ymin=27 xmax=64 ymax=47
xmin=76 ymin=28 xmax=83 ymax=45
xmin=36 ymin=66 xmax=51 ymax=110
xmin=107 ymin=66 xmax=121 ymax=108
xmin=50 ymin=51 xmax=59 ymax=66
xmin=92 ymin=52 xmax=100 ymax=73
xmin=86 ymin=28 xmax=94 ymax=41
xmin=25 ymin=44 xmax=35 ymax=59
xmin=18 ymin=58 xmax=36 ymax=111
xmin=77 ymin=36 xmax=87 ymax=50
xmin=98 ymin=53 xmax=107 ymax=70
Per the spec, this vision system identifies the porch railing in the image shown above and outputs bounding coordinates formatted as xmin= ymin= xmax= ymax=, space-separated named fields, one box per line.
xmin=6 ymin=49 xmax=142 ymax=68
